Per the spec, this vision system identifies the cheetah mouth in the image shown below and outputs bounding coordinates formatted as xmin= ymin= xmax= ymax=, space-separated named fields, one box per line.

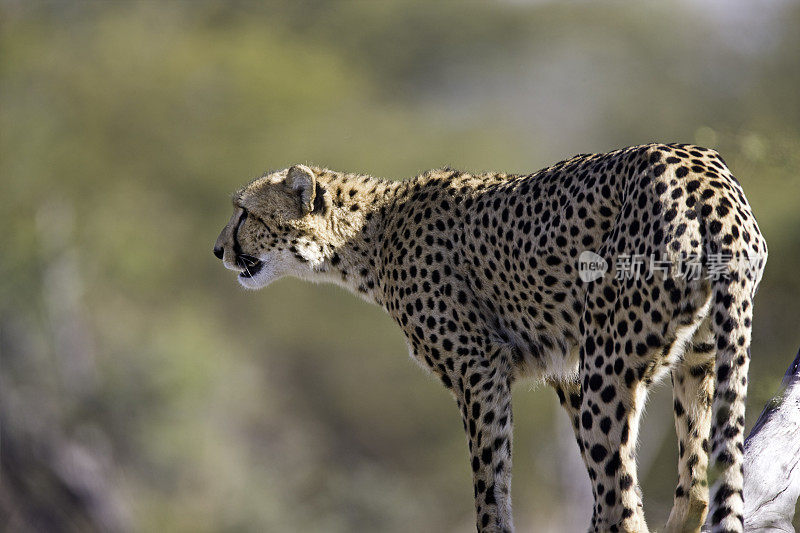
xmin=236 ymin=255 xmax=264 ymax=279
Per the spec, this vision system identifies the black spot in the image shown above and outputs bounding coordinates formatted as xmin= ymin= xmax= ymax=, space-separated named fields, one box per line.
xmin=590 ymin=444 xmax=608 ymax=462
xmin=604 ymin=452 xmax=621 ymax=475
xmin=710 ymin=505 xmax=733 ymax=526
xmin=481 ymin=447 xmax=492 ymax=465
xmin=582 ymin=411 xmax=593 ymax=430
xmin=600 ymin=386 xmax=616 ymax=403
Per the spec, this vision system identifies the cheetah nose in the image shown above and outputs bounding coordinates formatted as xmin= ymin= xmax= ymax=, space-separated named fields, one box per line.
xmin=213 ymin=246 xmax=224 ymax=260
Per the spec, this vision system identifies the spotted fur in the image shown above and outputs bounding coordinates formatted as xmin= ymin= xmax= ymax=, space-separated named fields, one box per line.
xmin=214 ymin=144 xmax=767 ymax=533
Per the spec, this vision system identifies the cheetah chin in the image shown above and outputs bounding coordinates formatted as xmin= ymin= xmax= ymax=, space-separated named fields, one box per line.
xmin=236 ymin=257 xmax=273 ymax=289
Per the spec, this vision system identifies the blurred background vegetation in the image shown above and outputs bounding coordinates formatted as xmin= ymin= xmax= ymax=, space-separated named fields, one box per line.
xmin=2 ymin=1 xmax=799 ymax=531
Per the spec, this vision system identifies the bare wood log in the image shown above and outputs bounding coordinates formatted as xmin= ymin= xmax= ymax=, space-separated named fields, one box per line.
xmin=739 ymin=348 xmax=800 ymax=532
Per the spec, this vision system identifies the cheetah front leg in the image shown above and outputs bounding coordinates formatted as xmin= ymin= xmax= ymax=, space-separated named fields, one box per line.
xmin=453 ymin=351 xmax=515 ymax=533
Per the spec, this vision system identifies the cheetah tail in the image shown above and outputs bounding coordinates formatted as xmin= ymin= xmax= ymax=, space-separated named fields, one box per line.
xmin=707 ymin=276 xmax=754 ymax=533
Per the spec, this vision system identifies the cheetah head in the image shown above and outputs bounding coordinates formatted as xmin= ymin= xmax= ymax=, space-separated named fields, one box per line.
xmin=214 ymin=165 xmax=332 ymax=290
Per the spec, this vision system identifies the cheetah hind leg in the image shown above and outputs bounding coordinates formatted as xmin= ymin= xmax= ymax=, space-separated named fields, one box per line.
xmin=664 ymin=320 xmax=715 ymax=533
xmin=577 ymin=356 xmax=650 ymax=532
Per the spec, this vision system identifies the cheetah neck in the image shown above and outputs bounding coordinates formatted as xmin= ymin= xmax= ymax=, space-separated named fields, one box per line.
xmin=305 ymin=169 xmax=404 ymax=305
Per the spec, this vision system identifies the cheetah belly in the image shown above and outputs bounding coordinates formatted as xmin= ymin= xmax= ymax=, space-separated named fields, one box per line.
xmin=493 ymin=301 xmax=583 ymax=382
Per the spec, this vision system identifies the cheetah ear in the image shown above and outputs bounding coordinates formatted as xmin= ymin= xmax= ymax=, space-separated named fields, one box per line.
xmin=285 ymin=165 xmax=316 ymax=215
xmin=312 ymin=182 xmax=332 ymax=217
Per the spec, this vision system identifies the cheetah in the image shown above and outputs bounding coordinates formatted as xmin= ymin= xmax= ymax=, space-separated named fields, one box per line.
xmin=214 ymin=144 xmax=767 ymax=533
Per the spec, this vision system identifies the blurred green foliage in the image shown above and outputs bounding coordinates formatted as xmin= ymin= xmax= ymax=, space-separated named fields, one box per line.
xmin=2 ymin=1 xmax=799 ymax=531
